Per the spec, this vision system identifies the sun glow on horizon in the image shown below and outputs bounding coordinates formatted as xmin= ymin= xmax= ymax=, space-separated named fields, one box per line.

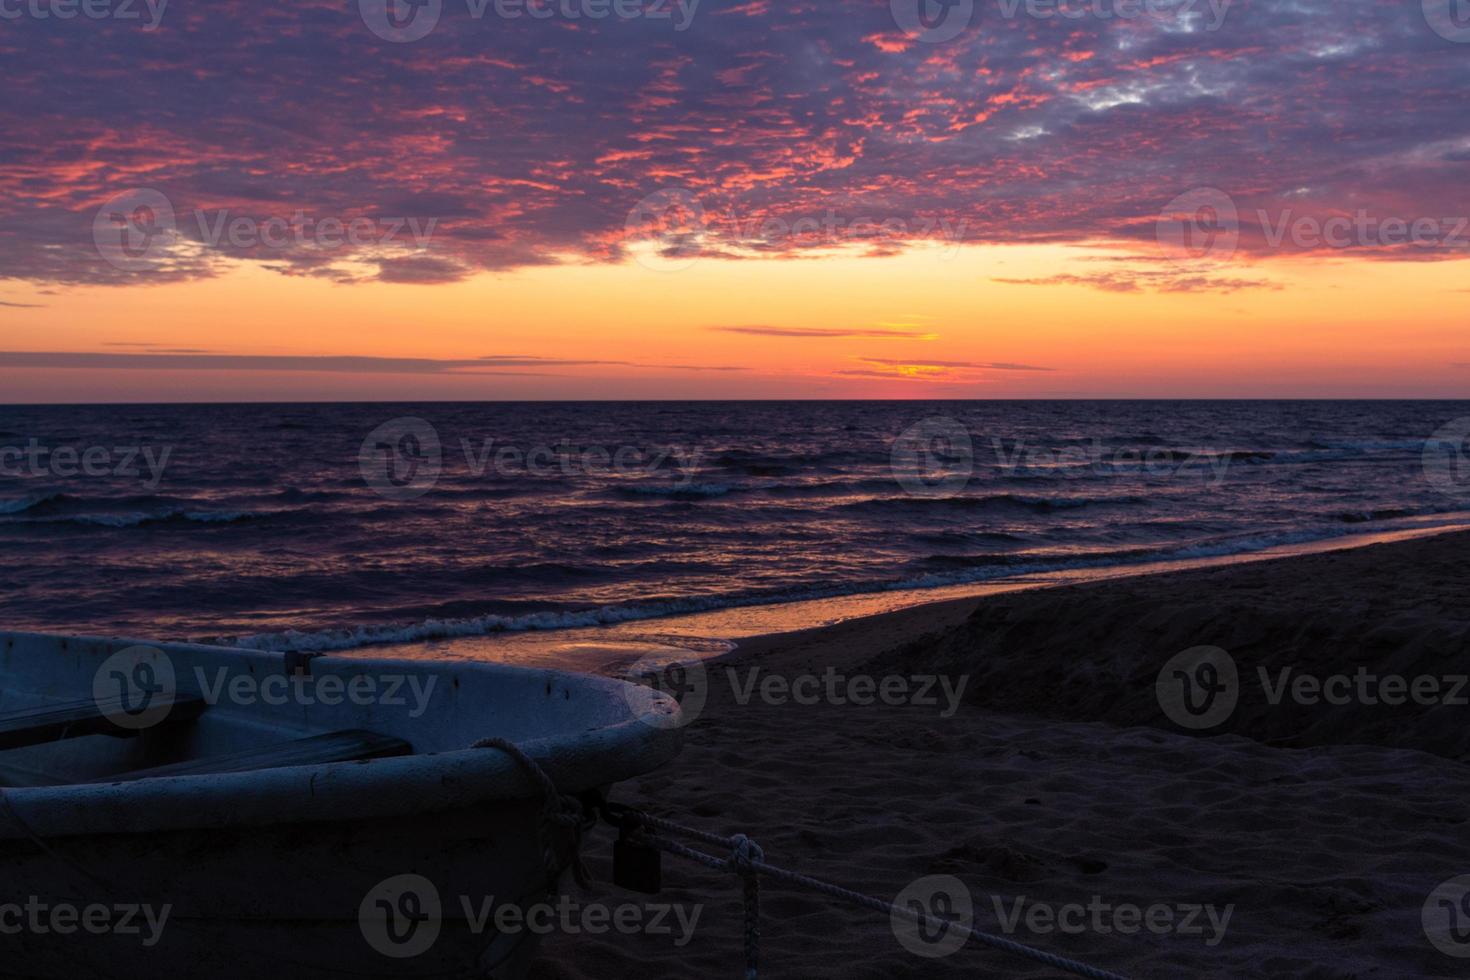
xmin=3 ymin=242 xmax=1468 ymax=401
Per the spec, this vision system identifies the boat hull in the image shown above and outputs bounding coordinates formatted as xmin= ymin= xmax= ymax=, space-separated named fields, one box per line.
xmin=1 ymin=799 xmax=571 ymax=979
xmin=0 ymin=631 xmax=684 ymax=979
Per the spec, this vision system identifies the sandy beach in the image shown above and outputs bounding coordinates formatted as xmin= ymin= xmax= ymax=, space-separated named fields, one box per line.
xmin=535 ymin=530 xmax=1470 ymax=979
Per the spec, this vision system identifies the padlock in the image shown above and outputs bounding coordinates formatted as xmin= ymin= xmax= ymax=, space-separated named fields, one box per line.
xmin=613 ymin=829 xmax=663 ymax=895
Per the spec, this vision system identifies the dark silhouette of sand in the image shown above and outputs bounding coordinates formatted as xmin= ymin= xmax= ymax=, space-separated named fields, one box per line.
xmin=536 ymin=531 xmax=1470 ymax=978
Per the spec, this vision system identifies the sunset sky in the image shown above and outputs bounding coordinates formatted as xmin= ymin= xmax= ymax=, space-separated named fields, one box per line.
xmin=2 ymin=0 xmax=1468 ymax=401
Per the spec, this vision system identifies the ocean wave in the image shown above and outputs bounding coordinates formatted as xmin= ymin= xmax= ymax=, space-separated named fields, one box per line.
xmin=913 ymin=530 xmax=1030 ymax=545
xmin=1 ymin=491 xmax=184 ymax=517
xmin=217 ymin=512 xmax=1470 ymax=654
xmin=1307 ymin=438 xmax=1429 ymax=453
xmin=711 ymin=452 xmax=801 ymax=477
xmin=0 ymin=492 xmax=68 ymax=515
xmin=1330 ymin=505 xmax=1461 ymax=524
xmin=272 ymin=486 xmax=353 ymax=504
xmin=757 ymin=477 xmax=898 ymax=498
xmin=708 ymin=448 xmax=874 ymax=475
xmin=834 ymin=493 xmax=1154 ymax=515
xmin=612 ymin=482 xmax=736 ymax=500
xmin=31 ymin=508 xmax=269 ymax=528
xmin=886 ymin=517 xmax=1470 ymax=590
xmin=912 ymin=545 xmax=1162 ymax=570
xmin=222 ymin=598 xmax=753 ymax=652
xmin=1255 ymin=445 xmax=1426 ymax=466
xmin=0 ymin=488 xmax=319 ymax=527
xmin=607 ymin=476 xmax=898 ymax=502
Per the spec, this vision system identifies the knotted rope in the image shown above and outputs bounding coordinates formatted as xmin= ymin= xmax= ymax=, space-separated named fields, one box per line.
xmin=729 ymin=834 xmax=762 ymax=980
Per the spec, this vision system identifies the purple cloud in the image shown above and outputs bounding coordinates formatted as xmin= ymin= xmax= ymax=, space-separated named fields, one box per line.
xmin=0 ymin=1 xmax=1466 ymax=288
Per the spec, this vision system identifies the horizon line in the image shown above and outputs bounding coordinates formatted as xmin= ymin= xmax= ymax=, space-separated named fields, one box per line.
xmin=6 ymin=397 xmax=1470 ymax=407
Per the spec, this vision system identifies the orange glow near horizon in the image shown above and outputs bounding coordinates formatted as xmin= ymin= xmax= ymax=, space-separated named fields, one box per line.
xmin=3 ymin=243 xmax=1468 ymax=401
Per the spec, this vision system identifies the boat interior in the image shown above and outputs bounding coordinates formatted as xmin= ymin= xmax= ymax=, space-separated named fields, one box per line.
xmin=0 ymin=631 xmax=635 ymax=790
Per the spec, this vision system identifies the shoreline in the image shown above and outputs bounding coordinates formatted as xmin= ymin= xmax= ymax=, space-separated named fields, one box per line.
xmin=348 ymin=514 xmax=1470 ymax=674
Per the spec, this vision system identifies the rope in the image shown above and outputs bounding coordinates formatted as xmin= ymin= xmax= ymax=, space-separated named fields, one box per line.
xmin=471 ymin=737 xmax=592 ymax=890
xmin=468 ymin=743 xmax=1128 ymax=980
xmin=731 ymin=835 xmax=762 ymax=980
xmin=619 ymin=809 xmax=1130 ymax=980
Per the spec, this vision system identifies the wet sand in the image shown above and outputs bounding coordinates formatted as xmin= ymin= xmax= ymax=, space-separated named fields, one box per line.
xmin=533 ymin=529 xmax=1470 ymax=979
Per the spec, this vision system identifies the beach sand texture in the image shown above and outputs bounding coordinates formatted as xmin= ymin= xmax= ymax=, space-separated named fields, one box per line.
xmin=534 ymin=531 xmax=1470 ymax=979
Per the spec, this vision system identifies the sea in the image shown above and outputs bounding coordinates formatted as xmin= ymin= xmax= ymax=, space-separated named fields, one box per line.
xmin=3 ymin=401 xmax=1469 ymax=652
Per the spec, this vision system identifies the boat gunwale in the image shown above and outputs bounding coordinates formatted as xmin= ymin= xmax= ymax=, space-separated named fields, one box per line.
xmin=0 ymin=632 xmax=683 ymax=840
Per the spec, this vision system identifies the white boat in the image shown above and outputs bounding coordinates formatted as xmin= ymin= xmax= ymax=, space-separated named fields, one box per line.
xmin=0 ymin=631 xmax=683 ymax=979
